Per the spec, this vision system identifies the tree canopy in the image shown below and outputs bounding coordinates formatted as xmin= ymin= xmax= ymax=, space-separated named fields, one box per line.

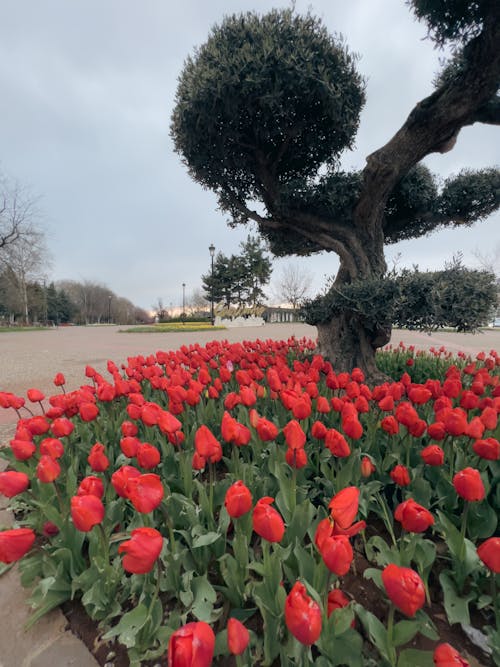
xmin=172 ymin=2 xmax=500 ymax=375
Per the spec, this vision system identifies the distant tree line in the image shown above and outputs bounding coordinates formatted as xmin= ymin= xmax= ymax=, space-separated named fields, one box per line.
xmin=0 ymin=171 xmax=149 ymax=326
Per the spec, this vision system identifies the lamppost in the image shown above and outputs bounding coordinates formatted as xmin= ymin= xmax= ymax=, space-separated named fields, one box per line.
xmin=182 ymin=283 xmax=186 ymax=323
xmin=209 ymin=243 xmax=215 ymax=325
xmin=108 ymin=295 xmax=112 ymax=324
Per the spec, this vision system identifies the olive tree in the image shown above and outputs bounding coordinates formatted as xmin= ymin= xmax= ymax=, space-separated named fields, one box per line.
xmin=171 ymin=4 xmax=500 ymax=379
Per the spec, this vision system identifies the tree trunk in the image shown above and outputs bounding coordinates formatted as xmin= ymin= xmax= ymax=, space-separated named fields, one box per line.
xmin=316 ymin=311 xmax=391 ymax=384
xmin=315 ymin=223 xmax=390 ymax=384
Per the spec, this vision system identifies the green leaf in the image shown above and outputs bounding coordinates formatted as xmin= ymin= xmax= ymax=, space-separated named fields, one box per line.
xmin=353 ymin=603 xmax=390 ymax=662
xmin=393 ymin=619 xmax=421 ymax=647
xmin=439 ymin=571 xmax=474 ymax=626
xmin=191 ymin=531 xmax=221 ymax=548
xmin=101 ymin=603 xmax=149 ymax=648
xmin=397 ymin=648 xmax=434 ymax=667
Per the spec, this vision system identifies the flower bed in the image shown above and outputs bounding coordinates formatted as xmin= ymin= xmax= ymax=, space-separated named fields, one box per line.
xmin=0 ymin=338 xmax=499 ymax=666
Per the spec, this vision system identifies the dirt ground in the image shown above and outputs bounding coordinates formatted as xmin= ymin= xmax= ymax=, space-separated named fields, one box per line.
xmin=1 ymin=323 xmax=499 ymax=429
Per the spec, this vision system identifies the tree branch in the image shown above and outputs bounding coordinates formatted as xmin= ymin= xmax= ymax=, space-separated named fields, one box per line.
xmin=471 ymin=97 xmax=500 ymax=126
xmin=355 ymin=5 xmax=500 ymax=231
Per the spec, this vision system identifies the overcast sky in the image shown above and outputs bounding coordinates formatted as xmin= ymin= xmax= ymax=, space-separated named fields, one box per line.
xmin=0 ymin=0 xmax=498 ymax=312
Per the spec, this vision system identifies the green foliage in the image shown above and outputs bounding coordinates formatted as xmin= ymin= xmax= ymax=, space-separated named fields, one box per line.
xmin=303 ymin=262 xmax=497 ymax=331
xmin=171 ymin=9 xmax=365 ymax=216
xmin=201 ymin=235 xmax=271 ymax=307
xmin=408 ymin=0 xmax=493 ymax=47
xmin=438 ymin=168 xmax=500 ymax=224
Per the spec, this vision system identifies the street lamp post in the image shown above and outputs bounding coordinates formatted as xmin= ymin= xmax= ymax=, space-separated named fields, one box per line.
xmin=108 ymin=295 xmax=112 ymax=324
xmin=209 ymin=243 xmax=215 ymax=325
xmin=182 ymin=282 xmax=186 ymax=323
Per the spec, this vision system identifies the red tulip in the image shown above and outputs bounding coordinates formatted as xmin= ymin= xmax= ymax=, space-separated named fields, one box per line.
xmin=361 ymin=456 xmax=376 ymax=478
xmin=118 ymin=527 xmax=163 ymax=574
xmin=125 ymin=473 xmax=164 ymax=513
xmin=325 ymin=429 xmax=351 ymax=457
xmin=50 ymin=417 xmax=74 ymax=438
xmin=433 ymin=643 xmax=469 ymax=666
xmin=120 ymin=436 xmax=140 ymax=457
xmin=382 ymin=564 xmax=425 ymax=617
xmin=79 ymin=402 xmax=99 ymax=422
xmin=390 ymin=464 xmax=410 ymax=487
xmin=27 ymin=388 xmax=45 ymax=403
xmin=111 ymin=465 xmax=141 ymax=497
xmin=252 ymin=497 xmax=285 ymax=543
xmin=168 ymin=621 xmax=215 ymax=667
xmin=77 ymin=476 xmax=104 ymax=499
xmin=0 ymin=528 xmax=36 ymax=563
xmin=194 ymin=425 xmax=222 ymax=463
xmin=320 ymin=534 xmax=353 ymax=576
xmin=328 ymin=487 xmax=359 ymax=530
xmin=452 ymin=467 xmax=485 ymax=502
xmin=285 ymin=447 xmax=307 ymax=468
xmin=36 ymin=455 xmax=61 ymax=483
xmin=420 ymin=445 xmax=444 ymax=466
xmin=477 ymin=537 xmax=500 ymax=573
xmin=224 ymin=481 xmax=252 ymax=518
xmin=227 ymin=617 xmax=250 ymax=655
xmin=327 ymin=589 xmax=354 ymax=625
xmin=255 ymin=416 xmax=279 ymax=442
xmin=381 ymin=416 xmax=399 ymax=435
xmin=311 ymin=420 xmax=327 ymax=440
xmin=70 ymin=494 xmax=105 ymax=532
xmin=136 ymin=442 xmax=161 ymax=469
xmin=10 ymin=438 xmax=36 ymax=461
xmin=283 ymin=420 xmax=306 ymax=450
xmin=53 ymin=372 xmax=66 ymax=386
xmin=394 ymin=499 xmax=434 ymax=533
xmin=39 ymin=437 xmax=64 ymax=459
xmin=472 ymin=437 xmax=500 ymax=461
xmin=0 ymin=471 xmax=29 ymax=497
xmin=285 ymin=582 xmax=322 ymax=645
xmin=88 ymin=442 xmax=110 ymax=472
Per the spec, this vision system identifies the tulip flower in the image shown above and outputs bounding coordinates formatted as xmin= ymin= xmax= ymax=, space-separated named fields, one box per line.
xmin=390 ymin=464 xmax=410 ymax=487
xmin=39 ymin=437 xmax=64 ymax=459
xmin=320 ymin=534 xmax=353 ymax=576
xmin=477 ymin=537 xmax=500 ymax=573
xmin=118 ymin=527 xmax=163 ymax=574
xmin=10 ymin=438 xmax=36 ymax=461
xmin=36 ymin=455 xmax=61 ymax=483
xmin=194 ymin=425 xmax=222 ymax=463
xmin=79 ymin=402 xmax=100 ymax=422
xmin=394 ymin=499 xmax=434 ymax=533
xmin=88 ymin=442 xmax=110 ymax=472
xmin=285 ymin=447 xmax=307 ymax=469
xmin=361 ymin=456 xmax=376 ymax=477
xmin=0 ymin=471 xmax=29 ymax=497
xmin=0 ymin=528 xmax=36 ymax=563
xmin=433 ymin=643 xmax=470 ymax=666
xmin=168 ymin=621 xmax=215 ymax=667
xmin=227 ymin=617 xmax=250 ymax=656
xmin=136 ymin=442 xmax=161 ymax=469
xmin=283 ymin=419 xmax=306 ymax=450
xmin=472 ymin=437 xmax=500 ymax=461
xmin=328 ymin=487 xmax=360 ymax=529
xmin=255 ymin=416 xmax=279 ymax=442
xmin=452 ymin=467 xmax=485 ymax=502
xmin=325 ymin=429 xmax=351 ymax=457
xmin=420 ymin=445 xmax=444 ymax=466
xmin=77 ymin=476 xmax=104 ymax=499
xmin=252 ymin=497 xmax=285 ymax=543
xmin=327 ymin=589 xmax=355 ymax=626
xmin=382 ymin=564 xmax=425 ymax=617
xmin=225 ymin=481 xmax=253 ymax=519
xmin=111 ymin=465 xmax=141 ymax=497
xmin=125 ymin=473 xmax=164 ymax=513
xmin=71 ymin=494 xmax=105 ymax=532
xmin=285 ymin=581 xmax=322 ymax=645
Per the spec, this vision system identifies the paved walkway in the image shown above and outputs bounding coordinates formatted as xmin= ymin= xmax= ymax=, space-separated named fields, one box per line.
xmin=0 ymin=323 xmax=499 ymax=666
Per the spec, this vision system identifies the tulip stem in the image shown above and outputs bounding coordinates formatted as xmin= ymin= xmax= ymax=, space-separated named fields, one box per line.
xmin=459 ymin=501 xmax=470 ymax=561
xmin=290 ymin=457 xmax=297 ymax=513
xmin=208 ymin=462 xmax=215 ymax=525
xmin=386 ymin=604 xmax=396 ymax=667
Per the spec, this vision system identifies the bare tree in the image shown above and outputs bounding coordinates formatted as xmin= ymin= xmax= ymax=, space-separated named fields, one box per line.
xmin=473 ymin=242 xmax=500 ymax=278
xmin=189 ymin=288 xmax=209 ymax=315
xmin=0 ymin=228 xmax=51 ymax=324
xmin=273 ymin=263 xmax=313 ymax=310
xmin=0 ymin=173 xmax=41 ymax=251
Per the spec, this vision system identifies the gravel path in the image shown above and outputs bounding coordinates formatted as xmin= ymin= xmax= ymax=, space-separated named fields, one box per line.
xmin=1 ymin=323 xmax=499 ymax=429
